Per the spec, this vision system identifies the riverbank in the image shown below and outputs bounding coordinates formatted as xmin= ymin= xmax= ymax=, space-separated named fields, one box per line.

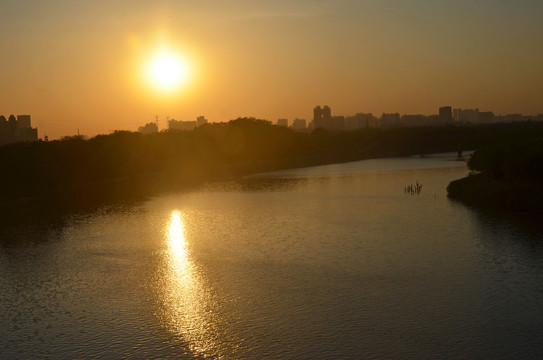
xmin=447 ymin=174 xmax=543 ymax=214
xmin=447 ymin=138 xmax=543 ymax=214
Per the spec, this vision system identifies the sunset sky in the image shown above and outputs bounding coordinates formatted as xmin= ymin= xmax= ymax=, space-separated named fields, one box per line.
xmin=1 ymin=0 xmax=542 ymax=139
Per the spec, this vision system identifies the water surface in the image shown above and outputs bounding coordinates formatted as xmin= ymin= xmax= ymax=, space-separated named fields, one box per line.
xmin=2 ymin=153 xmax=543 ymax=359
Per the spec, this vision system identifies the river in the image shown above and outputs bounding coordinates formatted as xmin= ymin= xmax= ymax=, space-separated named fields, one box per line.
xmin=2 ymin=153 xmax=543 ymax=359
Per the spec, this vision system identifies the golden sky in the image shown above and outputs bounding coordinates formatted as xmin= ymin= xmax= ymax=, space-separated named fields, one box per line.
xmin=1 ymin=0 xmax=542 ymax=139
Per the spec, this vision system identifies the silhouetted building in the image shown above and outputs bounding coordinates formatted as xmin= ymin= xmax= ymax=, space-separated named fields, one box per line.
xmin=17 ymin=115 xmax=31 ymax=129
xmin=0 ymin=114 xmax=38 ymax=145
xmin=313 ymin=105 xmax=343 ymax=130
xmin=277 ymin=118 xmax=288 ymax=127
xmin=138 ymin=122 xmax=158 ymax=135
xmin=454 ymin=108 xmax=472 ymax=123
xmin=505 ymin=114 xmax=523 ymax=122
xmin=8 ymin=115 xmax=16 ymax=133
xmin=313 ymin=105 xmax=331 ymax=129
xmin=439 ymin=106 xmax=453 ymax=123
xmin=19 ymin=127 xmax=38 ymax=142
xmin=196 ymin=116 xmax=208 ymax=127
xmin=453 ymin=108 xmax=461 ymax=122
xmin=455 ymin=109 xmax=479 ymax=123
xmin=345 ymin=113 xmax=378 ymax=129
xmin=380 ymin=113 xmax=401 ymax=128
xmin=291 ymin=118 xmax=306 ymax=130
xmin=428 ymin=114 xmax=440 ymax=123
xmin=332 ymin=116 xmax=345 ymax=130
xmin=479 ymin=111 xmax=495 ymax=123
xmin=169 ymin=119 xmax=196 ymax=131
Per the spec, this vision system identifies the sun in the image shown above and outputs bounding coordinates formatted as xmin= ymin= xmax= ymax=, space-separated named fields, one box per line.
xmin=145 ymin=48 xmax=191 ymax=92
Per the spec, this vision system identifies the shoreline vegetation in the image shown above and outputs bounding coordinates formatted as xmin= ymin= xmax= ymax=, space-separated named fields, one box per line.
xmin=447 ymin=139 xmax=543 ymax=214
xmin=3 ymin=118 xmax=543 ymax=225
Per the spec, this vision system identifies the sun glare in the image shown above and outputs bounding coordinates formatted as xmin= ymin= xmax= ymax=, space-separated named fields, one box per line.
xmin=145 ymin=48 xmax=191 ymax=92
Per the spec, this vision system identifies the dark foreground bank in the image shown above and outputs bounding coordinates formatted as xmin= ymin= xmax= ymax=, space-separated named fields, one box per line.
xmin=447 ymin=139 xmax=543 ymax=214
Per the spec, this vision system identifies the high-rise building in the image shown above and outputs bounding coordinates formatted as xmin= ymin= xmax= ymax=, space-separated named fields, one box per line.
xmin=479 ymin=112 xmax=495 ymax=123
xmin=196 ymin=116 xmax=208 ymax=127
xmin=291 ymin=118 xmax=306 ymax=130
xmin=277 ymin=118 xmax=288 ymax=127
xmin=8 ymin=115 xmax=16 ymax=132
xmin=17 ymin=115 xmax=31 ymax=129
xmin=313 ymin=106 xmax=324 ymax=129
xmin=439 ymin=106 xmax=453 ymax=123
xmin=0 ymin=114 xmax=38 ymax=145
xmin=346 ymin=113 xmax=377 ymax=129
xmin=380 ymin=113 xmax=401 ymax=127
xmin=322 ymin=106 xmax=331 ymax=119
xmin=313 ymin=105 xmax=343 ymax=130
xmin=453 ymin=108 xmax=462 ymax=122
xmin=463 ymin=109 xmax=479 ymax=123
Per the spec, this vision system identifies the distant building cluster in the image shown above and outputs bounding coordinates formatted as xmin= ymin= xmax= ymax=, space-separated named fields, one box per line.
xmin=138 ymin=106 xmax=543 ymax=136
xmin=293 ymin=105 xmax=543 ymax=131
xmin=168 ymin=116 xmax=208 ymax=131
xmin=275 ymin=118 xmax=308 ymax=130
xmin=452 ymin=108 xmax=531 ymax=124
xmin=291 ymin=118 xmax=307 ymax=130
xmin=138 ymin=116 xmax=209 ymax=134
xmin=138 ymin=122 xmax=158 ymax=135
xmin=313 ymin=105 xmax=345 ymax=131
xmin=0 ymin=114 xmax=38 ymax=146
xmin=169 ymin=119 xmax=196 ymax=131
xmin=277 ymin=118 xmax=288 ymax=127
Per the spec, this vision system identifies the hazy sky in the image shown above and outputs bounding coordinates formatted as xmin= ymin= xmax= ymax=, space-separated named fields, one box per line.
xmin=1 ymin=0 xmax=542 ymax=138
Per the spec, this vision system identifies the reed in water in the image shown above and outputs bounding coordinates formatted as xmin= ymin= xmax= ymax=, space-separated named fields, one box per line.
xmin=404 ymin=181 xmax=422 ymax=195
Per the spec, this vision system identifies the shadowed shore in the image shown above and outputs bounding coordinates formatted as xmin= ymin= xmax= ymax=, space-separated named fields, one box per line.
xmin=3 ymin=118 xmax=543 ymax=226
xmin=447 ymin=139 xmax=543 ymax=214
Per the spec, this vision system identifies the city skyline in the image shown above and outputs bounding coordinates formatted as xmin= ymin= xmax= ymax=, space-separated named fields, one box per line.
xmin=1 ymin=0 xmax=542 ymax=139
xmin=2 ymin=101 xmax=543 ymax=142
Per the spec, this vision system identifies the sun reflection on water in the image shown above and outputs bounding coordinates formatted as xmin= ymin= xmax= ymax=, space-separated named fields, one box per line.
xmin=161 ymin=210 xmax=221 ymax=358
xmin=168 ymin=211 xmax=188 ymax=263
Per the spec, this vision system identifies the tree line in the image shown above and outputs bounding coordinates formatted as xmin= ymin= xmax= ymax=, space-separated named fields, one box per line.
xmin=2 ymin=117 xmax=543 ymax=211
